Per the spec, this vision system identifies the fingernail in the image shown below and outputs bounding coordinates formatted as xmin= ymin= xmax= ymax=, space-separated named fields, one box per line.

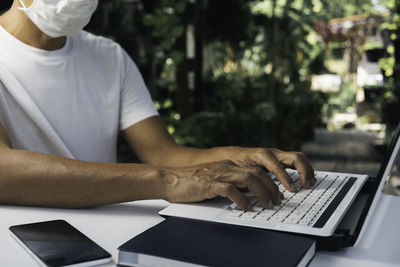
xmin=290 ymin=182 xmax=298 ymax=192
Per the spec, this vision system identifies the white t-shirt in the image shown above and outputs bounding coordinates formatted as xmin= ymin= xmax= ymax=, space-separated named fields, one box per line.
xmin=0 ymin=26 xmax=158 ymax=163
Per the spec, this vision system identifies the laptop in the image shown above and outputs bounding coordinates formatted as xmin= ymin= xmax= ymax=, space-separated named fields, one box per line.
xmin=160 ymin=123 xmax=400 ymax=248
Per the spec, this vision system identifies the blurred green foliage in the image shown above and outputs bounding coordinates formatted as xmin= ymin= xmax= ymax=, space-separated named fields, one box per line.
xmin=146 ymin=0 xmax=329 ymax=150
xmin=1 ymin=0 xmax=389 ymax=153
xmin=322 ymin=81 xmax=356 ymax=124
xmin=378 ymin=7 xmax=400 ymax=128
xmin=84 ymin=0 xmax=384 ymax=151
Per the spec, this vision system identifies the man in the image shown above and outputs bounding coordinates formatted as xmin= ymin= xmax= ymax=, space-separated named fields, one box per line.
xmin=0 ymin=0 xmax=315 ymax=211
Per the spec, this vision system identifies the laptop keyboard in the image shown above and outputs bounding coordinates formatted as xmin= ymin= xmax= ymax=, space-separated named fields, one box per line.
xmin=224 ymin=170 xmax=351 ymax=226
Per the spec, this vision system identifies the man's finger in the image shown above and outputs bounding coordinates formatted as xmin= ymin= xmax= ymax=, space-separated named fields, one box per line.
xmin=236 ymin=172 xmax=276 ymax=209
xmin=255 ymin=149 xmax=297 ymax=192
xmin=247 ymin=167 xmax=281 ymax=205
xmin=217 ymin=168 xmax=277 ymax=209
xmin=210 ymin=182 xmax=250 ymax=210
xmin=275 ymin=150 xmax=315 ymax=189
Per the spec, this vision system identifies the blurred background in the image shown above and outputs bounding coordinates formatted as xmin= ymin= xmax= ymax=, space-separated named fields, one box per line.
xmin=1 ymin=0 xmax=399 ymax=194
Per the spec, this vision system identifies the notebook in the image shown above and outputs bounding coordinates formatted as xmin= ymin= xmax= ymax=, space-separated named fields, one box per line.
xmin=160 ymin=123 xmax=400 ymax=243
xmin=118 ymin=217 xmax=316 ymax=267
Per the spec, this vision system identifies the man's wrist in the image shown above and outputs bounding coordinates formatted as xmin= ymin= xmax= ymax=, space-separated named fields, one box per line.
xmin=130 ymin=165 xmax=170 ymax=201
xmin=211 ymin=146 xmax=244 ymax=164
xmin=156 ymin=167 xmax=181 ymax=202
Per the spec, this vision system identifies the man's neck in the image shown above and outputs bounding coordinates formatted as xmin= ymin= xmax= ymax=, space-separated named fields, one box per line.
xmin=0 ymin=3 xmax=66 ymax=51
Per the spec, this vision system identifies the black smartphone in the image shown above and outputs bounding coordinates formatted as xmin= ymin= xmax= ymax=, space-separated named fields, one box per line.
xmin=9 ymin=220 xmax=112 ymax=267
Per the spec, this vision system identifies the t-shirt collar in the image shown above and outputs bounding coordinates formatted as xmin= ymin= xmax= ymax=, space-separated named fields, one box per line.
xmin=0 ymin=25 xmax=74 ymax=61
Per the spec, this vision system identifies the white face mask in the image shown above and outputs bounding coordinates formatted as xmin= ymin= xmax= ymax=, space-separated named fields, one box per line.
xmin=18 ymin=0 xmax=98 ymax=38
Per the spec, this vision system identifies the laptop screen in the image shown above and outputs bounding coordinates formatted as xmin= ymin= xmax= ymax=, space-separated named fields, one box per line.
xmin=376 ymin=123 xmax=400 ymax=187
xmin=355 ymin=123 xmax=400 ymax=244
xmin=381 ymin=125 xmax=400 ymax=196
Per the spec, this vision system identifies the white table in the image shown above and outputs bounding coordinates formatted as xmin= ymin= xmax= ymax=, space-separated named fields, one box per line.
xmin=1 ymin=195 xmax=399 ymax=267
xmin=0 ymin=200 xmax=168 ymax=266
xmin=311 ymin=193 xmax=400 ymax=267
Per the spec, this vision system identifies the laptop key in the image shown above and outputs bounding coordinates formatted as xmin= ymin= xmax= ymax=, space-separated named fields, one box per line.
xmin=227 ymin=210 xmax=243 ymax=217
xmin=283 ymin=217 xmax=300 ymax=224
xmin=241 ymin=211 xmax=259 ymax=219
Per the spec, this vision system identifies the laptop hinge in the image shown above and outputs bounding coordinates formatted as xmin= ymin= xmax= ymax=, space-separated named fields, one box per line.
xmin=315 ymin=228 xmax=353 ymax=251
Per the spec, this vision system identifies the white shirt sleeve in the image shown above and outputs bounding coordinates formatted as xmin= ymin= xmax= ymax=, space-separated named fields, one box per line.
xmin=119 ymin=49 xmax=159 ymax=130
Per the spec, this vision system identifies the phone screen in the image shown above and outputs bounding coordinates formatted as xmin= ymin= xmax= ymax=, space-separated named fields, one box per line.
xmin=9 ymin=220 xmax=111 ymax=267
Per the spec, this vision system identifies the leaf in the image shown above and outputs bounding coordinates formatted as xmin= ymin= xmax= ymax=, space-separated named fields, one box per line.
xmin=175 ymin=1 xmax=187 ymax=14
xmin=143 ymin=14 xmax=155 ymax=26
xmin=254 ymin=102 xmax=276 ymax=121
xmin=171 ymin=25 xmax=185 ymax=38
xmin=161 ymin=39 xmax=174 ymax=51
xmin=171 ymin=51 xmax=185 ymax=64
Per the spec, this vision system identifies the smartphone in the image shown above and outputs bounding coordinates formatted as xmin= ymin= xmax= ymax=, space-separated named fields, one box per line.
xmin=9 ymin=220 xmax=112 ymax=267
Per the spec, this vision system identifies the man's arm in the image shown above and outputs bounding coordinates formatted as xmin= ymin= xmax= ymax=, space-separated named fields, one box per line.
xmin=123 ymin=116 xmax=316 ymax=191
xmin=0 ymin=123 xmax=281 ymax=210
xmin=0 ymin=123 xmax=166 ymax=208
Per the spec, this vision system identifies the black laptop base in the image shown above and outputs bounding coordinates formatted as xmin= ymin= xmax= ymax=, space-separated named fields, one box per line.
xmin=313 ymin=176 xmax=380 ymax=251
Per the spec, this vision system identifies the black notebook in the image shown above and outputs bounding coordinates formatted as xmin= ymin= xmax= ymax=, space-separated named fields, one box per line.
xmin=118 ymin=217 xmax=315 ymax=267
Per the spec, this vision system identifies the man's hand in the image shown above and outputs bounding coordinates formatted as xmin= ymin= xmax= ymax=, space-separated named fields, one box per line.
xmin=228 ymin=147 xmax=316 ymax=192
xmin=161 ymin=160 xmax=281 ymax=211
xmin=160 ymin=147 xmax=315 ymax=210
